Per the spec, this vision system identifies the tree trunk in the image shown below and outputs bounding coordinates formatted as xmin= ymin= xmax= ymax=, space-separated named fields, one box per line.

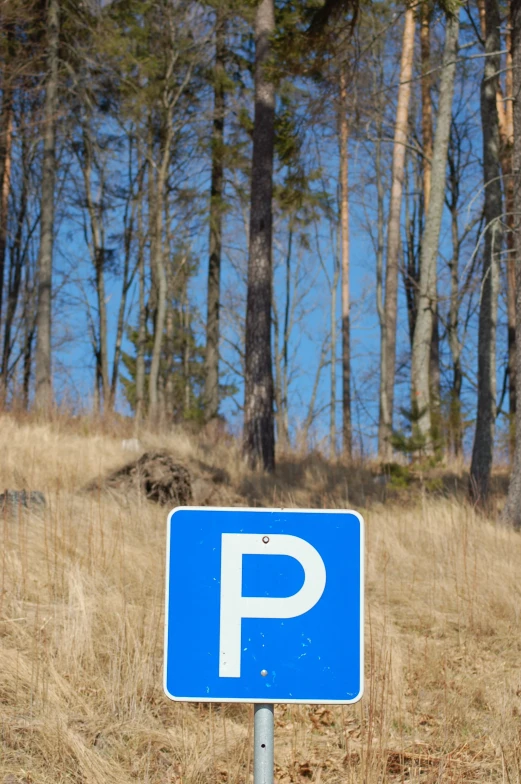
xmin=421 ymin=6 xmax=442 ymax=450
xmin=429 ymin=308 xmax=442 ymax=450
xmin=469 ymin=0 xmax=503 ymax=505
xmin=447 ymin=164 xmax=463 ymax=457
xmin=35 ymin=0 xmax=59 ymax=413
xmin=330 ymin=237 xmax=338 ymax=457
xmin=420 ymin=2 xmax=433 ymax=214
xmin=339 ymin=65 xmax=352 ymax=460
xmin=411 ymin=10 xmax=460 ymax=448
xmin=110 ymin=145 xmax=139 ymax=411
xmin=205 ymin=16 xmax=226 ymax=422
xmin=273 ymin=225 xmax=292 ymax=451
xmin=375 ymin=85 xmax=385 ymax=435
xmin=281 ymin=223 xmax=292 ymax=448
xmin=148 ymin=125 xmax=172 ymax=423
xmin=504 ymin=14 xmax=516 ymax=457
xmin=403 ymin=160 xmax=421 ymax=349
xmin=81 ymin=128 xmax=110 ymax=409
xmin=378 ymin=5 xmax=415 ymax=459
xmin=0 ymin=99 xmax=27 ymax=403
xmin=0 ymin=52 xmax=14 ymax=329
xmin=135 ymin=185 xmax=146 ymax=428
xmin=184 ymin=302 xmax=191 ymax=417
xmin=273 ymin=301 xmax=284 ymax=445
xmin=1 ymin=154 xmax=26 ymax=400
xmin=243 ymin=0 xmax=275 ymax=471
xmin=148 ymin=209 xmax=167 ymax=423
xmin=502 ymin=0 xmax=521 ymax=527
xmin=302 ymin=336 xmax=328 ymax=446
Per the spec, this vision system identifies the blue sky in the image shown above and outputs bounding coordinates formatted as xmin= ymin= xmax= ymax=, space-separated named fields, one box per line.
xmin=47 ymin=5 xmax=511 ymax=458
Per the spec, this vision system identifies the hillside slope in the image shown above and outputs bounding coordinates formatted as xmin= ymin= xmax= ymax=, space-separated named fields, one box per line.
xmin=1 ymin=416 xmax=520 ymax=783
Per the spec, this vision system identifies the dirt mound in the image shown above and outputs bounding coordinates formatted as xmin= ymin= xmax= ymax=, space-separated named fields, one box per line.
xmin=88 ymin=450 xmax=192 ymax=506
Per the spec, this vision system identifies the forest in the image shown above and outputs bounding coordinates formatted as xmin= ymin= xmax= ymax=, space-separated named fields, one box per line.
xmin=2 ymin=0 xmax=521 ymax=519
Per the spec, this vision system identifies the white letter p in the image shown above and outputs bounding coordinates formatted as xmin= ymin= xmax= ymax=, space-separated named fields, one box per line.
xmin=219 ymin=533 xmax=326 ymax=678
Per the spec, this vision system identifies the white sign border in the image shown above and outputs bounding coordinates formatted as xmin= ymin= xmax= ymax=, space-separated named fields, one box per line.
xmin=164 ymin=506 xmax=364 ymax=704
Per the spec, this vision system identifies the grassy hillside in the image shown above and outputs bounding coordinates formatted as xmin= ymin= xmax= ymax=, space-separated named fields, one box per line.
xmin=1 ymin=415 xmax=520 ymax=783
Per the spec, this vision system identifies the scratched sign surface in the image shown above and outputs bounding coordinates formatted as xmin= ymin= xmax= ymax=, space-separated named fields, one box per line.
xmin=164 ymin=507 xmax=363 ymax=704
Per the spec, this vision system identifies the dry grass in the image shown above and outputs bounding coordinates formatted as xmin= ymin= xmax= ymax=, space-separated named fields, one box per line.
xmin=1 ymin=414 xmax=521 ymax=783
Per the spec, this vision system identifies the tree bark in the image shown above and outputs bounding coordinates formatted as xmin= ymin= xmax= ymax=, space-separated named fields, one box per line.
xmin=502 ymin=0 xmax=521 ymax=527
xmin=81 ymin=127 xmax=110 ymax=409
xmin=134 ymin=177 xmax=146 ymax=428
xmin=378 ymin=5 xmax=415 ymax=459
xmin=421 ymin=6 xmax=441 ymax=449
xmin=411 ymin=9 xmax=459 ymax=447
xmin=339 ymin=65 xmax=352 ymax=460
xmin=110 ymin=142 xmax=140 ymax=411
xmin=148 ymin=121 xmax=172 ymax=423
xmin=504 ymin=14 xmax=516 ymax=456
xmin=1 ymin=138 xmax=27 ymax=400
xmin=330 ymin=234 xmax=339 ymax=457
xmin=148 ymin=203 xmax=167 ymax=423
xmin=35 ymin=0 xmax=59 ymax=413
xmin=281 ymin=224 xmax=292 ymax=447
xmin=205 ymin=15 xmax=226 ymax=422
xmin=0 ymin=39 xmax=14 ymax=330
xmin=243 ymin=0 xmax=275 ymax=471
xmin=469 ymin=0 xmax=503 ymax=505
xmin=420 ymin=3 xmax=433 ymax=215
xmin=447 ymin=150 xmax=463 ymax=457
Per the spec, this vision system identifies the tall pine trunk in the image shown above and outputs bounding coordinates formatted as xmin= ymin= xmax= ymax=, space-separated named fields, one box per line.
xmin=0 ymin=34 xmax=14 ymax=330
xmin=420 ymin=4 xmax=433 ymax=215
xmin=134 ymin=179 xmax=146 ymax=428
xmin=205 ymin=16 xmax=226 ymax=422
xmin=501 ymin=0 xmax=521 ymax=527
xmin=421 ymin=8 xmax=441 ymax=449
xmin=81 ymin=128 xmax=110 ymax=408
xmin=243 ymin=0 xmax=275 ymax=471
xmin=35 ymin=0 xmax=59 ymax=413
xmin=339 ymin=65 xmax=352 ymax=460
xmin=470 ymin=0 xmax=503 ymax=504
xmin=447 ymin=157 xmax=463 ymax=457
xmin=411 ymin=9 xmax=459 ymax=447
xmin=503 ymin=14 xmax=516 ymax=456
xmin=378 ymin=5 xmax=415 ymax=459
xmin=330 ymin=240 xmax=339 ymax=457
xmin=148 ymin=123 xmax=172 ymax=423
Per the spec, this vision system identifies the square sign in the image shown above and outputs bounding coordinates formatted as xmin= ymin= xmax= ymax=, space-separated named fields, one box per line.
xmin=164 ymin=507 xmax=363 ymax=704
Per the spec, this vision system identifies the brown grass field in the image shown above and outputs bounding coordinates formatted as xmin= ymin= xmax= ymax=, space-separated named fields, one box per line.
xmin=1 ymin=413 xmax=521 ymax=783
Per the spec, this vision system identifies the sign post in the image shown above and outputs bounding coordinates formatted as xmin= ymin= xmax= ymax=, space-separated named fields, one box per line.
xmin=164 ymin=506 xmax=364 ymax=779
xmin=254 ymin=704 xmax=274 ymax=784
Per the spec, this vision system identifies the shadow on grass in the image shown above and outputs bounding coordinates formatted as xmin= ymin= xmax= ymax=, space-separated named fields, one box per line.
xmin=237 ymin=452 xmax=511 ymax=512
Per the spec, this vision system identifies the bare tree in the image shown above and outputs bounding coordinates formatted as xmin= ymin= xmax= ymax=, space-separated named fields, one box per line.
xmin=421 ymin=6 xmax=442 ymax=446
xmin=378 ymin=4 xmax=415 ymax=460
xmin=501 ymin=0 xmax=521 ymax=527
xmin=469 ymin=0 xmax=503 ymax=504
xmin=500 ymin=10 xmax=516 ymax=455
xmin=339 ymin=64 xmax=352 ymax=459
xmin=35 ymin=0 xmax=59 ymax=413
xmin=134 ymin=152 xmax=147 ymax=427
xmin=411 ymin=7 xmax=460 ymax=448
xmin=205 ymin=13 xmax=226 ymax=422
xmin=243 ymin=0 xmax=276 ymax=470
xmin=0 ymin=22 xmax=15 ymax=333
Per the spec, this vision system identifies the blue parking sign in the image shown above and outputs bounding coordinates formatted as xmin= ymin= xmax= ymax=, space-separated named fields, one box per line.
xmin=164 ymin=507 xmax=363 ymax=704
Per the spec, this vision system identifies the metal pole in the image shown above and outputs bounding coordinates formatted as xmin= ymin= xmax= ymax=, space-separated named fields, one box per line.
xmin=253 ymin=704 xmax=274 ymax=784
